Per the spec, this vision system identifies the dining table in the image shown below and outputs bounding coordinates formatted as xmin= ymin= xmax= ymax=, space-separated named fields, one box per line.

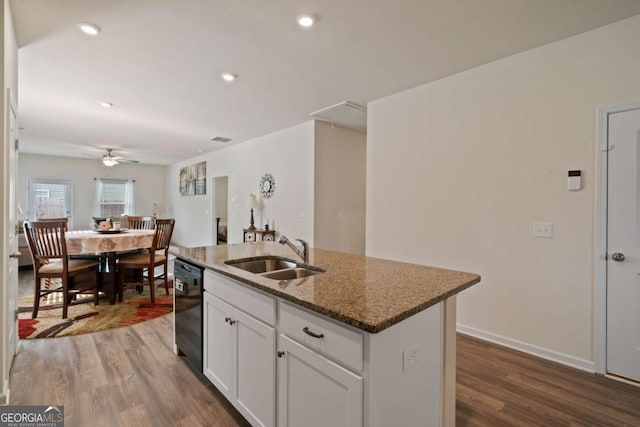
xmin=65 ymin=229 xmax=155 ymax=304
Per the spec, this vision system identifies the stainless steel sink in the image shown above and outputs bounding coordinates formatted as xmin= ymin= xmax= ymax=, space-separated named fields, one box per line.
xmin=260 ymin=267 xmax=324 ymax=280
xmin=225 ymin=256 xmax=296 ymax=274
xmin=225 ymin=256 xmax=325 ymax=280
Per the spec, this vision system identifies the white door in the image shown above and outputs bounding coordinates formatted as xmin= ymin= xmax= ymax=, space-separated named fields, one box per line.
xmin=607 ymin=107 xmax=640 ymax=382
xmin=203 ymin=292 xmax=234 ymax=398
xmin=5 ymin=91 xmax=19 ymax=372
xmin=28 ymin=178 xmax=73 ymax=228
xmin=234 ymin=309 xmax=275 ymax=427
xmin=277 ymin=335 xmax=363 ymax=427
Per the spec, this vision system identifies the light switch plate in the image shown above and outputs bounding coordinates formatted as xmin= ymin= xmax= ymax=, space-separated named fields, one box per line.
xmin=533 ymin=222 xmax=553 ymax=238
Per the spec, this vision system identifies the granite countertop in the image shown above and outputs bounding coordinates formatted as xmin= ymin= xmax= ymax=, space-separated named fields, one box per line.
xmin=170 ymin=242 xmax=480 ymax=333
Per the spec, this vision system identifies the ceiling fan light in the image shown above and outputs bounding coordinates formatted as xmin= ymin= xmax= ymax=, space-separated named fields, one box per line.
xmin=102 ymin=158 xmax=118 ymax=167
xmin=78 ymin=22 xmax=101 ymax=36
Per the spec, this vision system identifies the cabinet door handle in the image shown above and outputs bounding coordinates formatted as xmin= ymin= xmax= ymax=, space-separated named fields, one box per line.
xmin=229 ymin=319 xmax=236 ymax=325
xmin=303 ymin=326 xmax=324 ymax=339
xmin=224 ymin=317 xmax=231 ymax=323
xmin=277 ymin=351 xmax=285 ymax=358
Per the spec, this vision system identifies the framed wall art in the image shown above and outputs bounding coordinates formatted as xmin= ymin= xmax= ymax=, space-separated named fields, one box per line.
xmin=179 ymin=161 xmax=207 ymax=196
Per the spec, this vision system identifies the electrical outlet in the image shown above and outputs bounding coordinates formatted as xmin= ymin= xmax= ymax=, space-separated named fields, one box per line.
xmin=403 ymin=344 xmax=419 ymax=372
xmin=533 ymin=222 xmax=553 ymax=238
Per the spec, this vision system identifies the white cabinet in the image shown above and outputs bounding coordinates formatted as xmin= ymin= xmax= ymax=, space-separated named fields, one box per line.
xmin=277 ymin=334 xmax=363 ymax=427
xmin=203 ymin=278 xmax=276 ymax=427
xmin=201 ymin=268 xmax=447 ymax=427
xmin=203 ymin=292 xmax=234 ymax=397
xmin=234 ymin=308 xmax=276 ymax=427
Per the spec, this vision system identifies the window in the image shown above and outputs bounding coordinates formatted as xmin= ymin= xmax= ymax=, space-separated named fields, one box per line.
xmin=94 ymin=179 xmax=135 ymax=217
xmin=29 ymin=178 xmax=72 ymax=227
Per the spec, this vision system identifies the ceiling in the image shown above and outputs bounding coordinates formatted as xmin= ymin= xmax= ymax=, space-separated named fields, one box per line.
xmin=11 ymin=0 xmax=640 ymax=165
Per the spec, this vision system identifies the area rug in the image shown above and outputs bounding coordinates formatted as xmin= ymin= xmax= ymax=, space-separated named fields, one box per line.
xmin=18 ymin=287 xmax=173 ymax=339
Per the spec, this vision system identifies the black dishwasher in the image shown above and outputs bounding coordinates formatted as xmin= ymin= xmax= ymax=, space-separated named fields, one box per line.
xmin=174 ymin=258 xmax=204 ymax=375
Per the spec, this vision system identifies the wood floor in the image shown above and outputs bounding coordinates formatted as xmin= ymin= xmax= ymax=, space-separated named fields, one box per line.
xmin=457 ymin=334 xmax=640 ymax=426
xmin=9 ymin=310 xmax=640 ymax=426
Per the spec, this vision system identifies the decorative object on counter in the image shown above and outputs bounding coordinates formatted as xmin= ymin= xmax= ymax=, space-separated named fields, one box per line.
xmin=265 ymin=223 xmax=269 ymax=230
xmin=259 ymin=173 xmax=275 ymax=198
xmin=243 ymin=228 xmax=275 ymax=242
xmin=179 ymin=161 xmax=206 ymax=196
xmin=246 ymin=194 xmax=259 ymax=231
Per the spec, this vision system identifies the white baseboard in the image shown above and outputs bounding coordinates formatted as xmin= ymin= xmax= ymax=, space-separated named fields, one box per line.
xmin=457 ymin=324 xmax=595 ymax=373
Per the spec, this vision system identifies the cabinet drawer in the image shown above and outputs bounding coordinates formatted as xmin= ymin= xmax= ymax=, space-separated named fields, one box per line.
xmin=279 ymin=302 xmax=363 ymax=372
xmin=204 ymin=269 xmax=276 ymax=326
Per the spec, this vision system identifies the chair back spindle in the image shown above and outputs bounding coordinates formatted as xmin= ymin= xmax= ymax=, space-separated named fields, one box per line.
xmin=126 ymin=216 xmax=155 ymax=230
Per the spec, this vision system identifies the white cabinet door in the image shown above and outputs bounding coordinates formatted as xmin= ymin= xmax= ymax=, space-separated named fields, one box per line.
xmin=234 ymin=308 xmax=276 ymax=427
xmin=203 ymin=292 xmax=234 ymax=399
xmin=278 ymin=335 xmax=363 ymax=427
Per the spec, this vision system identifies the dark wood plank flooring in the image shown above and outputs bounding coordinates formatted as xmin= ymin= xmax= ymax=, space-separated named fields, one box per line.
xmin=457 ymin=334 xmax=640 ymax=426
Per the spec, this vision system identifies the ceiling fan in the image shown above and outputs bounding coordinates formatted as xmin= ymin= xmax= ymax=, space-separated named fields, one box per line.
xmin=85 ymin=148 xmax=140 ymax=167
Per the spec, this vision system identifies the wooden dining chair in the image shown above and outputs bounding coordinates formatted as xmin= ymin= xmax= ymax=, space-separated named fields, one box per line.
xmin=35 ymin=217 xmax=69 ymax=230
xmin=125 ymin=215 xmax=155 ymax=229
xmin=23 ymin=220 xmax=100 ymax=319
xmin=117 ymin=218 xmax=175 ymax=303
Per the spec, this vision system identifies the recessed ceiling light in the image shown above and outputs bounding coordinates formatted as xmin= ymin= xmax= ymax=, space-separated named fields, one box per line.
xmin=100 ymin=101 xmax=113 ymax=108
xmin=296 ymin=14 xmax=316 ymax=28
xmin=221 ymin=73 xmax=237 ymax=82
xmin=78 ymin=22 xmax=101 ymax=36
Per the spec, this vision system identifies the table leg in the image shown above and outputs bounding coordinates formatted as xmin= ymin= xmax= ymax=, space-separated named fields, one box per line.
xmin=99 ymin=252 xmax=118 ymax=305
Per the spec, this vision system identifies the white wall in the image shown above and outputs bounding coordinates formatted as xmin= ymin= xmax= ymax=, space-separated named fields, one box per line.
xmin=166 ymin=121 xmax=315 ymax=247
xmin=18 ymin=154 xmax=167 ymax=229
xmin=314 ymin=121 xmax=366 ymax=255
xmin=366 ymin=15 xmax=640 ymax=366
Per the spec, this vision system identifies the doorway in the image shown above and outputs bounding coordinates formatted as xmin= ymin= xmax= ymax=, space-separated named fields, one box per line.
xmin=213 ymin=176 xmax=229 ymax=245
xmin=596 ymin=103 xmax=640 ymax=383
xmin=28 ymin=178 xmax=73 ymax=229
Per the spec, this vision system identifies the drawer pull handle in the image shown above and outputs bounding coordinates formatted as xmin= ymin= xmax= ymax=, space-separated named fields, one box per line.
xmin=229 ymin=319 xmax=236 ymax=325
xmin=303 ymin=326 xmax=324 ymax=339
xmin=224 ymin=317 xmax=231 ymax=323
xmin=277 ymin=351 xmax=285 ymax=358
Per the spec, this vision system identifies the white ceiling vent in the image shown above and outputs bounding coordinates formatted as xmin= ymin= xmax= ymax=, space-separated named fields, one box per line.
xmin=211 ymin=136 xmax=231 ymax=143
xmin=310 ymin=101 xmax=367 ymax=132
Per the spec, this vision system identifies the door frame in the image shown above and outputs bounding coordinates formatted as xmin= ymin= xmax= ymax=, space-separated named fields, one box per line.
xmin=594 ymin=100 xmax=640 ymax=374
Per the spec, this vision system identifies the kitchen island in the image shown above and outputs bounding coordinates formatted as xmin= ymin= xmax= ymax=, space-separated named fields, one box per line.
xmin=172 ymin=242 xmax=480 ymax=427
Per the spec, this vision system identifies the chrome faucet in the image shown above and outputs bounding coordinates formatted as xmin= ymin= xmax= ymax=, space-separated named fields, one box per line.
xmin=278 ymin=235 xmax=308 ymax=263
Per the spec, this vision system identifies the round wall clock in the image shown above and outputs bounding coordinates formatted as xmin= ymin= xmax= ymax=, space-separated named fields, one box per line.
xmin=259 ymin=173 xmax=275 ymax=198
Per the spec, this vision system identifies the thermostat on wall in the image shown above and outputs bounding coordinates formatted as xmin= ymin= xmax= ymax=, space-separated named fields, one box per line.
xmin=568 ymin=170 xmax=581 ymax=191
